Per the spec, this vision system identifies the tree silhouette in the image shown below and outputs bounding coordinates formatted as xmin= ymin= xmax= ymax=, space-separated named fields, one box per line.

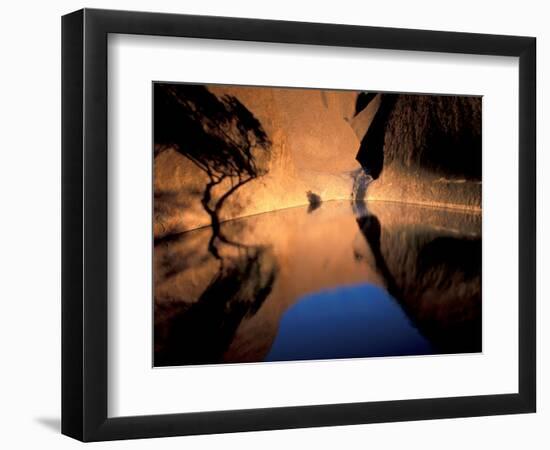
xmin=154 ymin=83 xmax=272 ymax=258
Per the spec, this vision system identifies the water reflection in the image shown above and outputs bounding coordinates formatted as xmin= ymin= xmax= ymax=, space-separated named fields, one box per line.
xmin=265 ymin=283 xmax=432 ymax=362
xmin=154 ymin=200 xmax=481 ymax=366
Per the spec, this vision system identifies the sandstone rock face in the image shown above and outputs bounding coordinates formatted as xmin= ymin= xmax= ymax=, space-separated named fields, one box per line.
xmin=154 ymin=85 xmax=482 ymax=239
xmin=358 ymin=94 xmax=482 ymax=210
xmin=208 ymin=86 xmax=360 ymax=173
xmin=154 ymin=84 xmax=362 ymax=238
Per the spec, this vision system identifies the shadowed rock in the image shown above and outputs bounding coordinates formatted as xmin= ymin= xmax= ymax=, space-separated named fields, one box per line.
xmin=358 ymin=94 xmax=482 ymax=210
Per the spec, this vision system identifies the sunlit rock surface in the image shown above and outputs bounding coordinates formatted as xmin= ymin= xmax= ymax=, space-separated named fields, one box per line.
xmin=154 ymin=85 xmax=362 ymax=238
xmin=154 ymin=86 xmax=481 ymax=238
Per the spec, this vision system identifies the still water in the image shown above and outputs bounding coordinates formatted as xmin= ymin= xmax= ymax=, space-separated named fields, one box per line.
xmin=154 ymin=200 xmax=481 ymax=366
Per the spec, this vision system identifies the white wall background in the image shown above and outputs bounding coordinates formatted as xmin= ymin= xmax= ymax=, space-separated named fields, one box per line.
xmin=0 ymin=0 xmax=546 ymax=448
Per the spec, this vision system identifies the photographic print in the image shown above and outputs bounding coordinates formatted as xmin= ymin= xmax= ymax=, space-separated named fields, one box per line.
xmin=153 ymin=83 xmax=482 ymax=367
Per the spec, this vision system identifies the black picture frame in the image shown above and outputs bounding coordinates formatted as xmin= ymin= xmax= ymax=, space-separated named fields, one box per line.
xmin=61 ymin=8 xmax=536 ymax=442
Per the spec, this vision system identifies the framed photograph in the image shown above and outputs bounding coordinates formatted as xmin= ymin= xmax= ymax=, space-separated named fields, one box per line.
xmin=61 ymin=8 xmax=536 ymax=441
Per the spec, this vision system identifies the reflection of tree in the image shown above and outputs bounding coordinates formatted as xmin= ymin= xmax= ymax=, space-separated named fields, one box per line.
xmin=154 ymin=239 xmax=278 ymax=367
xmin=154 ymin=84 xmax=271 ymax=258
xmin=153 ymin=84 xmax=279 ymax=366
